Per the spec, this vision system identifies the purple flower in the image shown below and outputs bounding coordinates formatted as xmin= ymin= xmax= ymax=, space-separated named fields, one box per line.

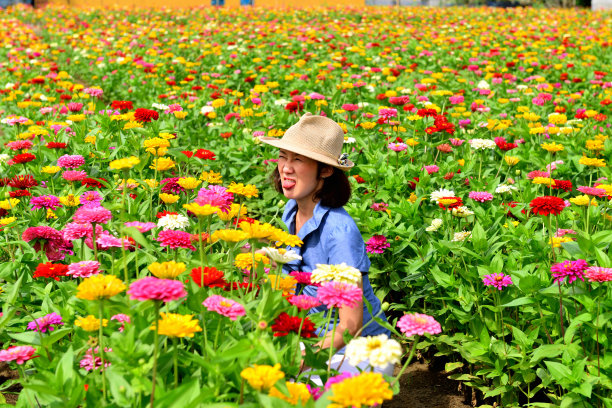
xmin=482 ymin=273 xmax=513 ymax=290
xmin=551 ymin=260 xmax=589 ymax=284
xmin=365 ymin=235 xmax=390 ymax=254
xmin=27 ymin=313 xmax=63 ymax=333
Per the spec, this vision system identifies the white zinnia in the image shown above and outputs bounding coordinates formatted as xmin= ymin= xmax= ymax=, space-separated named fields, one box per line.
xmin=0 ymin=153 xmax=10 ymax=164
xmin=157 ymin=214 xmax=190 ymax=230
xmin=152 ymin=103 xmax=169 ymax=111
xmin=469 ymin=138 xmax=496 ymax=150
xmin=311 ymin=263 xmax=361 ymax=285
xmin=345 ymin=334 xmax=402 ymax=369
xmin=451 ymin=231 xmax=472 ymax=242
xmin=495 ymin=184 xmax=518 ymax=194
xmin=451 ymin=206 xmax=474 ymax=218
xmin=426 ymin=218 xmax=443 ymax=232
xmin=261 ymin=247 xmax=302 ymax=264
xmin=200 ymin=105 xmax=214 ymax=115
xmin=429 ymin=188 xmax=455 ymax=204
xmin=477 ymin=80 xmax=490 ymax=90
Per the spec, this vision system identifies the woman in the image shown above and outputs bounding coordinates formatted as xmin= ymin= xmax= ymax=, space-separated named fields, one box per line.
xmin=260 ymin=112 xmax=391 ymax=378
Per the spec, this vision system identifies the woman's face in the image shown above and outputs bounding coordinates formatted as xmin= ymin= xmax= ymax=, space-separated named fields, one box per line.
xmin=277 ymin=149 xmax=329 ymax=205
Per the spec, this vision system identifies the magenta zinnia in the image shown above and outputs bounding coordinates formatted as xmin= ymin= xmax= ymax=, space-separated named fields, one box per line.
xmin=551 ymin=259 xmax=589 ymax=284
xmin=365 ymin=235 xmax=390 ymax=254
xmin=0 ymin=346 xmax=36 ymax=365
xmin=27 ymin=313 xmax=63 ymax=333
xmin=127 ymin=277 xmax=187 ymax=302
xmin=317 ymin=281 xmax=362 ymax=308
xmin=157 ymin=229 xmax=196 ymax=251
xmin=482 ymin=273 xmax=513 ymax=290
xmin=202 ymin=295 xmax=246 ymax=320
xmin=73 ymin=205 xmax=113 ymax=224
xmin=397 ymin=313 xmax=442 ymax=337
xmin=584 ymin=266 xmax=612 ymax=283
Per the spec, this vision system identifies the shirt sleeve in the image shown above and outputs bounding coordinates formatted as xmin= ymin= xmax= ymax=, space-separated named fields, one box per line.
xmin=326 ymin=222 xmax=371 ymax=273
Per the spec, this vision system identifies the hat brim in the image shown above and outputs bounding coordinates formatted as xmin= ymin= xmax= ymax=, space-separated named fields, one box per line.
xmin=259 ymin=137 xmax=354 ymax=170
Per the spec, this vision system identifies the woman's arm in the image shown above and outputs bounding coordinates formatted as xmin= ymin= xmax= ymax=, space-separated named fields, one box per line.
xmin=316 ymin=281 xmax=364 ymax=351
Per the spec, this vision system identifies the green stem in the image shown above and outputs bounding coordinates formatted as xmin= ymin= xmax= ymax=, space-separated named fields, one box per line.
xmin=327 ymin=309 xmax=338 ymax=375
xmin=391 ymin=335 xmax=420 ymax=388
xmin=98 ymin=300 xmax=107 ymax=401
xmin=92 ymin=222 xmax=99 ymax=262
xmin=150 ymin=301 xmax=161 ymax=408
xmin=173 ymin=338 xmax=179 ymax=388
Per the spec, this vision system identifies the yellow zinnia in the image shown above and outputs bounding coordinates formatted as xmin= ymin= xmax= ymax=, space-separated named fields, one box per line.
xmin=540 ymin=142 xmax=564 ymax=153
xmin=148 ymin=261 xmax=186 ymax=279
xmin=199 ymin=170 xmax=223 ymax=184
xmin=328 ymin=372 xmax=393 ymax=408
xmin=159 ymin=193 xmax=180 ymax=204
xmin=109 ymin=156 xmax=140 ymax=170
xmin=183 ymin=203 xmax=219 ymax=217
xmin=152 ymin=313 xmax=202 ymax=338
xmin=240 ymin=364 xmax=285 ymax=391
xmin=579 ymin=156 xmax=606 ymax=167
xmin=59 ymin=194 xmax=80 ymax=207
xmin=177 ymin=177 xmax=202 ymax=190
xmin=234 ymin=253 xmax=269 ymax=270
xmin=212 ymin=229 xmax=250 ymax=243
xmin=76 ymin=275 xmax=126 ymax=301
xmin=239 ymin=220 xmax=275 ymax=239
xmin=0 ymin=199 xmax=20 ymax=210
xmin=569 ymin=195 xmax=597 ymax=206
xmin=216 ymin=203 xmax=247 ymax=221
xmin=267 ymin=275 xmax=298 ymax=295
xmin=75 ymin=315 xmax=108 ymax=332
xmin=269 ymin=382 xmax=311 ymax=405
xmin=227 ymin=182 xmax=259 ymax=198
xmin=41 ymin=166 xmax=61 ymax=174
xmin=504 ymin=156 xmax=520 ymax=166
xmin=532 ymin=177 xmax=555 ymax=187
xmin=0 ymin=217 xmax=16 ymax=226
xmin=149 ymin=157 xmax=176 ymax=171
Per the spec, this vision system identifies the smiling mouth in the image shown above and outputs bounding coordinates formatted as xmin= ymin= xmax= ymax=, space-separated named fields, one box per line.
xmin=282 ymin=178 xmax=296 ymax=189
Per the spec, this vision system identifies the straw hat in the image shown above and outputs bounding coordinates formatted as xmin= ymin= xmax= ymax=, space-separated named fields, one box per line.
xmin=259 ymin=112 xmax=354 ymax=170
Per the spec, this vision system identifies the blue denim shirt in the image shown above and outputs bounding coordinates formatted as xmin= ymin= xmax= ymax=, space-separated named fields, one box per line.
xmin=281 ymin=199 xmax=390 ymax=338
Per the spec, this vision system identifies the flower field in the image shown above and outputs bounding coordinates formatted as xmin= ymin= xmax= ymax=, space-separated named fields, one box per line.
xmin=0 ymin=3 xmax=611 ymax=407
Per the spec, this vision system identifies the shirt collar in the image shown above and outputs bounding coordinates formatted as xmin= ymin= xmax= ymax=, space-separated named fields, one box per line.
xmin=282 ymin=199 xmax=331 ymax=240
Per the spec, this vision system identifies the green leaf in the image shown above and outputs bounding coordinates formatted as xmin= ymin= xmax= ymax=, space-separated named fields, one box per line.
xmin=502 ymin=297 xmax=534 ymax=308
xmin=444 ymin=361 xmax=464 ymax=373
xmin=7 ymin=331 xmax=42 ymax=346
xmin=531 ymin=345 xmax=564 ymax=364
xmin=544 ymin=360 xmax=572 ymax=383
xmin=42 ymin=328 xmax=71 ymax=347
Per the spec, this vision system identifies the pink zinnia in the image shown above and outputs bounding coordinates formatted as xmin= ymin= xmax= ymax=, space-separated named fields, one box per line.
xmin=111 ymin=314 xmax=131 ymax=332
xmin=397 ymin=313 xmax=442 ymax=337
xmin=127 ymin=277 xmax=187 ymax=302
xmin=577 ymin=186 xmax=607 ymax=197
xmin=67 ymin=261 xmax=101 ymax=278
xmin=124 ymin=221 xmax=157 ymax=233
xmin=317 ymin=281 xmax=362 ymax=308
xmin=482 ymin=273 xmax=513 ymax=290
xmin=57 ymin=154 xmax=85 ymax=169
xmin=342 ymin=104 xmax=359 ymax=111
xmin=469 ymin=191 xmax=494 ymax=202
xmin=195 ymin=185 xmax=233 ymax=213
xmin=0 ymin=346 xmax=36 ymax=365
xmin=289 ymin=271 xmax=315 ymax=286
xmin=202 ymin=295 xmax=246 ymax=320
xmin=365 ymin=235 xmax=390 ymax=254
xmin=73 ymin=205 xmax=112 ymax=224
xmin=62 ymin=222 xmax=102 ymax=241
xmin=370 ymin=202 xmax=389 ymax=212
xmin=62 ymin=170 xmax=88 ymax=182
xmin=551 ymin=259 xmax=589 ymax=284
xmin=27 ymin=313 xmax=63 ymax=333
xmin=324 ymin=372 xmax=357 ymax=390
xmin=92 ymin=232 xmax=133 ymax=250
xmin=555 ymin=228 xmax=576 ymax=237
xmin=388 ymin=142 xmax=408 ymax=152
xmin=449 ymin=95 xmax=464 ymax=104
xmin=31 ymin=195 xmax=62 ymax=210
xmin=527 ymin=170 xmax=550 ymax=179
xmin=157 ymin=230 xmax=196 ymax=251
xmin=378 ymin=108 xmax=397 ymax=120
xmin=450 ymin=138 xmax=465 ymax=146
xmin=289 ymin=295 xmax=322 ymax=310
xmin=6 ymin=140 xmax=33 ymax=150
xmin=22 ymin=226 xmax=72 ymax=261
xmin=79 ymin=347 xmax=112 ymax=371
xmin=80 ymin=191 xmax=103 ymax=207
xmin=585 ymin=266 xmax=612 ymax=283
xmin=424 ymin=165 xmax=439 ymax=175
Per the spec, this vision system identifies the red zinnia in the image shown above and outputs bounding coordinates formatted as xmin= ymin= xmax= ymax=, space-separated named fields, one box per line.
xmin=190 ymin=267 xmax=226 ymax=288
xmin=8 ymin=174 xmax=38 ymax=189
xmin=111 ymin=101 xmax=134 ymax=111
xmin=352 ymin=175 xmax=366 ymax=184
xmin=551 ymin=179 xmax=573 ymax=193
xmin=438 ymin=196 xmax=463 ymax=210
xmin=194 ymin=149 xmax=216 ymax=160
xmin=134 ymin=108 xmax=159 ymax=123
xmin=46 ymin=142 xmax=68 ymax=149
xmin=33 ymin=262 xmax=69 ymax=281
xmin=529 ymin=196 xmax=566 ymax=216
xmin=13 ymin=153 xmax=36 ymax=164
xmin=9 ymin=189 xmax=31 ymax=197
xmin=81 ymin=178 xmax=106 ymax=189
xmin=271 ymin=312 xmax=317 ymax=338
xmin=156 ymin=211 xmax=178 ymax=219
xmin=181 ymin=150 xmax=194 ymax=158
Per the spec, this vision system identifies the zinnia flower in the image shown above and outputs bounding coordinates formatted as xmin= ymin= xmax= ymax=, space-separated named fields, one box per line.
xmin=57 ymin=154 xmax=85 ymax=168
xmin=157 ymin=230 xmax=196 ymax=251
xmin=317 ymin=281 xmax=362 ymax=308
xmin=190 ymin=266 xmax=226 ymax=288
xmin=261 ymin=247 xmax=302 ymax=264
xmin=76 ymin=274 xmax=126 ymax=300
xmin=288 ymin=295 xmax=321 ymax=310
xmin=157 ymin=213 xmax=190 ymax=230
xmin=30 ymin=195 xmax=62 ymax=210
xmin=148 ymin=261 xmax=186 ymax=279
xmin=111 ymin=314 xmax=131 ymax=332
xmin=33 ymin=262 xmax=68 ymax=280
xmin=397 ymin=313 xmax=442 ymax=337
xmin=585 ymin=266 xmax=612 ymax=282
xmin=345 ymin=334 xmax=402 ymax=369
xmin=365 ymin=235 xmax=391 ymax=254
xmin=469 ymin=191 xmax=494 ymax=202
xmin=551 ymin=259 xmax=589 ymax=284
xmin=0 ymin=346 xmax=36 ymax=365
xmin=27 ymin=313 xmax=63 ymax=333
xmin=22 ymin=227 xmax=72 ymax=261
xmin=153 ymin=313 xmax=202 ymax=338
xmin=311 ymin=263 xmax=361 ymax=285
xmin=269 ymin=382 xmax=311 ymax=405
xmin=202 ymin=295 xmax=246 ymax=320
xmin=240 ymin=363 xmax=285 ymax=391
xmin=271 ymin=312 xmax=316 ymax=338
xmin=67 ymin=261 xmax=101 ymax=278
xmin=482 ymin=273 xmax=513 ymax=290
xmin=73 ymin=205 xmax=113 ymax=224
xmin=127 ymin=277 xmax=187 ymax=302
xmin=80 ymin=347 xmax=112 ymax=371
xmin=74 ymin=315 xmax=107 ymax=332
xmin=529 ymin=196 xmax=566 ymax=216
xmin=328 ymin=372 xmax=393 ymax=408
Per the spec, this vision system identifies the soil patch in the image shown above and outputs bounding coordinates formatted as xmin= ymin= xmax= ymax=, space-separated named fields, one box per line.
xmin=384 ymin=362 xmax=471 ymax=408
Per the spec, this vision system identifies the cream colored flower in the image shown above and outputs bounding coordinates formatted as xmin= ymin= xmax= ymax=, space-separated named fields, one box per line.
xmin=261 ymin=247 xmax=302 ymax=264
xmin=345 ymin=334 xmax=402 ymax=369
xmin=311 ymin=263 xmax=361 ymax=285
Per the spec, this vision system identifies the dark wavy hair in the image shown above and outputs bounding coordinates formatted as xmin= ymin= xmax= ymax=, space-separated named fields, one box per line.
xmin=271 ymin=163 xmax=351 ymax=208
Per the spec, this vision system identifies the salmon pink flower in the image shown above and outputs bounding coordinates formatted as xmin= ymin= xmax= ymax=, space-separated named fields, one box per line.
xmin=203 ymin=295 xmax=246 ymax=320
xmin=585 ymin=266 xmax=612 ymax=283
xmin=397 ymin=313 xmax=441 ymax=337
xmin=0 ymin=346 xmax=36 ymax=365
xmin=317 ymin=281 xmax=362 ymax=308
